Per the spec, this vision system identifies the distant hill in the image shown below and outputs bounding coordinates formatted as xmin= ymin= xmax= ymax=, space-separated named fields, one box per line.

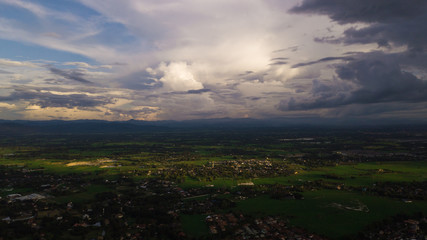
xmin=0 ymin=120 xmax=164 ymax=135
xmin=0 ymin=118 xmax=426 ymax=135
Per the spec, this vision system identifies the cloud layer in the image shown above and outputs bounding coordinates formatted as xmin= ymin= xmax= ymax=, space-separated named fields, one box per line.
xmin=281 ymin=0 xmax=427 ymax=118
xmin=0 ymin=0 xmax=425 ymax=121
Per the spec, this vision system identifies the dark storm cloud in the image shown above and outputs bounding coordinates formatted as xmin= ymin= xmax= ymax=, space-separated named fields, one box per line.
xmin=290 ymin=0 xmax=427 ymax=51
xmin=290 ymin=0 xmax=427 ymax=24
xmin=0 ymin=89 xmax=112 ymax=109
xmin=292 ymin=56 xmax=353 ymax=68
xmin=49 ymin=67 xmax=93 ymax=84
xmin=335 ymin=59 xmax=427 ymax=103
xmin=279 ymin=55 xmax=427 ymax=111
xmin=315 ymin=19 xmax=427 ymax=51
xmin=281 ymin=0 xmax=427 ymax=114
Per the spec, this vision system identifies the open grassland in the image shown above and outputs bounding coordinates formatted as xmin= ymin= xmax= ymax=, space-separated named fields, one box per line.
xmin=253 ymin=161 xmax=427 ymax=187
xmin=2 ymin=146 xmax=426 ymax=188
xmin=236 ymin=190 xmax=427 ymax=239
xmin=53 ymin=184 xmax=112 ymax=204
xmin=180 ymin=214 xmax=209 ymax=238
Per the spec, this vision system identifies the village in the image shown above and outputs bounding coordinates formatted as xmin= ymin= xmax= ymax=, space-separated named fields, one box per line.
xmin=0 ymin=165 xmax=318 ymax=239
xmin=0 ymin=127 xmax=426 ymax=239
xmin=1 ymin=160 xmax=426 ymax=240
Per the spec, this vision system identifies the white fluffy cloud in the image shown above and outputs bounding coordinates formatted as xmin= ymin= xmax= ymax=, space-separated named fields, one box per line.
xmin=154 ymin=62 xmax=203 ymax=91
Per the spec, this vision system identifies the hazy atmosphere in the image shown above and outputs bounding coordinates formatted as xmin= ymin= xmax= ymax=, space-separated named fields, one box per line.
xmin=0 ymin=0 xmax=426 ymax=121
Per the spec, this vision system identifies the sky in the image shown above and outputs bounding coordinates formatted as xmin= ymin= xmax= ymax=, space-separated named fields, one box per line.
xmin=0 ymin=0 xmax=426 ymax=121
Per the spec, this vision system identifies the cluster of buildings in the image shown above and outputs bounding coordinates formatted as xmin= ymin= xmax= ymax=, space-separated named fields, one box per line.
xmin=362 ymin=217 xmax=427 ymax=239
xmin=0 ymin=165 xmax=320 ymax=239
xmin=206 ymin=214 xmax=326 ymax=240
xmin=153 ymin=158 xmax=293 ymax=182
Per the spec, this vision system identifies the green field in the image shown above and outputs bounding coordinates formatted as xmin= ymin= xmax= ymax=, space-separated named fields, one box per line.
xmin=176 ymin=161 xmax=427 ymax=239
xmin=0 ymin=129 xmax=426 ymax=239
xmin=236 ymin=190 xmax=427 ymax=239
xmin=253 ymin=161 xmax=427 ymax=187
xmin=180 ymin=214 xmax=209 ymax=238
xmin=54 ymin=184 xmax=112 ymax=204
